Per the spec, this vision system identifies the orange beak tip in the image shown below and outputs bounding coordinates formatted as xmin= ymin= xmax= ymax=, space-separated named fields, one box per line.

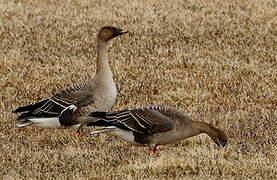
xmin=121 ymin=30 xmax=129 ymax=34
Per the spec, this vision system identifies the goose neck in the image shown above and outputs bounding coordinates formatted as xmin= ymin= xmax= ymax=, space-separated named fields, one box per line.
xmin=190 ymin=121 xmax=221 ymax=141
xmin=96 ymin=40 xmax=112 ymax=76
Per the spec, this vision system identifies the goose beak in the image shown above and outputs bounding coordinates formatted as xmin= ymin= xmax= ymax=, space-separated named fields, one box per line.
xmin=218 ymin=138 xmax=228 ymax=147
xmin=119 ymin=29 xmax=129 ymax=34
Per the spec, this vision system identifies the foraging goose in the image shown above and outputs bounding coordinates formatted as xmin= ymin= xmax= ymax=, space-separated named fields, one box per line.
xmin=13 ymin=26 xmax=128 ymax=133
xmin=87 ymin=105 xmax=228 ymax=153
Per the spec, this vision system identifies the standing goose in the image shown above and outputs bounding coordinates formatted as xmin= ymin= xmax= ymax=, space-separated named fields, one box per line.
xmin=13 ymin=26 xmax=129 ymax=133
xmin=87 ymin=105 xmax=228 ymax=153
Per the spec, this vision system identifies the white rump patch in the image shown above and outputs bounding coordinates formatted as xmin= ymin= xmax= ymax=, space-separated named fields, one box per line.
xmin=27 ymin=117 xmax=61 ymax=128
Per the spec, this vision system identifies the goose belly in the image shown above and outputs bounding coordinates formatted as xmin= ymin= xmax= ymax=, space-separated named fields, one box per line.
xmin=151 ymin=130 xmax=189 ymax=145
xmin=109 ymin=129 xmax=136 ymax=144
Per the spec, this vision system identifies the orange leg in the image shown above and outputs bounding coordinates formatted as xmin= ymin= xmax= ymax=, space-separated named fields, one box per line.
xmin=148 ymin=145 xmax=158 ymax=155
xmin=75 ymin=123 xmax=85 ymax=136
xmin=75 ymin=129 xmax=81 ymax=136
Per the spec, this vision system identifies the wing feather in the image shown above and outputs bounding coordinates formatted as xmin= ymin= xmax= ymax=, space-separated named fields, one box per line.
xmin=13 ymin=81 xmax=94 ymax=119
xmin=88 ymin=105 xmax=174 ymax=134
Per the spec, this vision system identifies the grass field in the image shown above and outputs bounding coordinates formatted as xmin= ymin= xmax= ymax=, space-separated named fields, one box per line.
xmin=0 ymin=0 xmax=276 ymax=178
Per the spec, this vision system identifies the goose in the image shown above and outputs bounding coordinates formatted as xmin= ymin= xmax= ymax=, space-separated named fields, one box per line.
xmin=13 ymin=26 xmax=129 ymax=134
xmin=87 ymin=105 xmax=228 ymax=153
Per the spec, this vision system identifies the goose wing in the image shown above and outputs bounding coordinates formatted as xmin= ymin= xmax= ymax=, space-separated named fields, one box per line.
xmin=88 ymin=105 xmax=174 ymax=134
xmin=13 ymin=81 xmax=94 ymax=119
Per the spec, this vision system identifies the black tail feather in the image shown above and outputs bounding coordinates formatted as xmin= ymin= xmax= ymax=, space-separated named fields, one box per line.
xmin=12 ymin=99 xmax=48 ymax=113
xmin=17 ymin=112 xmax=33 ymax=120
xmin=16 ymin=111 xmax=58 ymax=120
xmin=87 ymin=120 xmax=113 ymax=127
xmin=88 ymin=111 xmax=108 ymax=119
xmin=13 ymin=104 xmax=34 ymax=113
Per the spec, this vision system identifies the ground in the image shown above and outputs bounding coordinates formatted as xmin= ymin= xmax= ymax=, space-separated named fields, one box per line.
xmin=0 ymin=0 xmax=276 ymax=178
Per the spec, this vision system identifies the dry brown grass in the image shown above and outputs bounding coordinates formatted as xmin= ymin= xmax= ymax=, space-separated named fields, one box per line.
xmin=1 ymin=0 xmax=276 ymax=178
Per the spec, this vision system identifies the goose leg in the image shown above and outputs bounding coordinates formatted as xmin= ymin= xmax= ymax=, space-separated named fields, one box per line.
xmin=75 ymin=123 xmax=86 ymax=136
xmin=149 ymin=144 xmax=158 ymax=155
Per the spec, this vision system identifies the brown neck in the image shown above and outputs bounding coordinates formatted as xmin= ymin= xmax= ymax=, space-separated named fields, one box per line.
xmin=95 ymin=39 xmax=112 ymax=77
xmin=188 ymin=121 xmax=222 ymax=141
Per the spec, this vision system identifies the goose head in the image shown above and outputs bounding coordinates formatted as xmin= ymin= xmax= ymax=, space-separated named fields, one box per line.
xmin=98 ymin=26 xmax=129 ymax=42
xmin=210 ymin=128 xmax=228 ymax=147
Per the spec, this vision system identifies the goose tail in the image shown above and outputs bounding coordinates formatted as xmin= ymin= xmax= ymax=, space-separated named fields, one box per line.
xmin=13 ymin=99 xmax=48 ymax=113
xmin=16 ymin=120 xmax=34 ymax=127
xmin=16 ymin=117 xmax=61 ymax=128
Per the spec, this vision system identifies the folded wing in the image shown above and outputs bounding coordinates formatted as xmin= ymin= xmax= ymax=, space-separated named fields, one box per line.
xmin=13 ymin=82 xmax=94 ymax=120
xmin=87 ymin=105 xmax=174 ymax=134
